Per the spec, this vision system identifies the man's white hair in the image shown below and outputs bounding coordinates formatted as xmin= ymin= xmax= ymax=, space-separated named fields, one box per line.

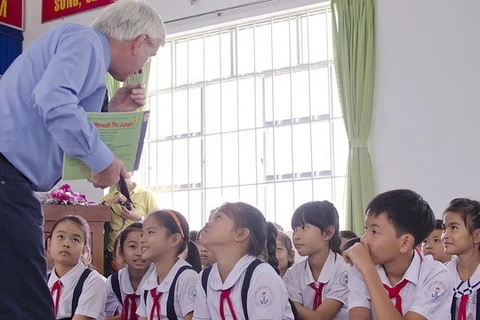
xmin=92 ymin=0 xmax=166 ymax=45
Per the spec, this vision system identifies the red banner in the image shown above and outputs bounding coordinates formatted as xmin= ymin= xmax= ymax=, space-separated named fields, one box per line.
xmin=0 ymin=0 xmax=24 ymax=30
xmin=42 ymin=0 xmax=115 ymax=23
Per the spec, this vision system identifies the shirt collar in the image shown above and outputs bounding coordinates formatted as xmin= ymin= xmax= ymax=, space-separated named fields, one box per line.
xmin=49 ymin=261 xmax=85 ymax=289
xmin=378 ymin=249 xmax=422 ymax=286
xmin=143 ymin=258 xmax=190 ymax=292
xmin=120 ymin=263 xmax=156 ymax=295
xmin=303 ymin=250 xmax=337 ymax=285
xmin=210 ymin=255 xmax=257 ymax=290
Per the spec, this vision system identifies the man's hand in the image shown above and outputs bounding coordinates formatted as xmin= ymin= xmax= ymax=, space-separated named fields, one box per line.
xmin=88 ymin=158 xmax=130 ymax=189
xmin=122 ymin=206 xmax=142 ymax=221
xmin=343 ymin=242 xmax=376 ymax=275
xmin=108 ymin=83 xmax=145 ymax=112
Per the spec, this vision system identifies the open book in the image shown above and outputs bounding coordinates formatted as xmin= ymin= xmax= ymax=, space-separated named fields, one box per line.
xmin=62 ymin=110 xmax=149 ymax=180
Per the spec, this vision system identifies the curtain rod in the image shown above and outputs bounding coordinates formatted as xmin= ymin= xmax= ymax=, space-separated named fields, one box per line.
xmin=164 ymin=0 xmax=283 ymax=25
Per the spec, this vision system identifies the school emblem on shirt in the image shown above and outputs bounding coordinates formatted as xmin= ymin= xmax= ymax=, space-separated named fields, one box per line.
xmin=254 ymin=286 xmax=275 ymax=307
xmin=424 ymin=281 xmax=446 ymax=301
xmin=340 ymin=271 xmax=349 ymax=287
xmin=188 ymin=285 xmax=197 ymax=301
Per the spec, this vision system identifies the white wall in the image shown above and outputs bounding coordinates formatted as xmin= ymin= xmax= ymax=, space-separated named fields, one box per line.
xmin=371 ymin=0 xmax=480 ymax=216
xmin=23 ymin=0 xmax=480 ymax=216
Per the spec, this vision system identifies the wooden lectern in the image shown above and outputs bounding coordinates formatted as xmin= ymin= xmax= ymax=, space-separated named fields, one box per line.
xmin=43 ymin=204 xmax=110 ymax=275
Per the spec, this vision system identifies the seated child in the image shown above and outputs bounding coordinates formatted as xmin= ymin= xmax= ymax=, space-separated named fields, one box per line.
xmin=421 ymin=219 xmax=452 ymax=264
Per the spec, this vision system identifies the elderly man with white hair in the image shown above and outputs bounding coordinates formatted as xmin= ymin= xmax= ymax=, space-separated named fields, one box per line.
xmin=0 ymin=1 xmax=165 ymax=318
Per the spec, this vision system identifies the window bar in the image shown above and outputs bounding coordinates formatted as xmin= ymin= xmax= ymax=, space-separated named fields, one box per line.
xmin=288 ymin=14 xmax=296 ymax=212
xmin=186 ymin=36 xmax=191 ymax=222
xmin=252 ymin=22 xmax=259 ymax=208
xmin=170 ymin=40 xmax=176 ymax=206
xmin=235 ymin=28 xmax=241 ymax=201
xmin=269 ymin=17 xmax=277 ymax=223
xmin=306 ymin=14 xmax=315 ymax=201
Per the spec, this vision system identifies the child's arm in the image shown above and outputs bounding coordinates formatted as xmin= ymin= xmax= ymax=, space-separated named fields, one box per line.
xmin=293 ymin=299 xmax=344 ymax=320
xmin=138 ymin=317 xmax=147 ymax=320
xmin=72 ymin=316 xmax=92 ymax=320
xmin=105 ymin=315 xmax=121 ymax=320
xmin=184 ymin=311 xmax=193 ymax=320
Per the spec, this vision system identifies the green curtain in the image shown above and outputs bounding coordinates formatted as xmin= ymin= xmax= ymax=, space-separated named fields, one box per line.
xmin=332 ymin=0 xmax=375 ymax=235
xmin=106 ymin=60 xmax=152 ymax=107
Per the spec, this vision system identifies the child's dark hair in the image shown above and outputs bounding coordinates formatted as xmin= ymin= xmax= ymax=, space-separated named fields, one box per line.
xmin=339 ymin=230 xmax=357 ymax=240
xmin=291 ymin=201 xmax=342 ymax=255
xmin=50 ymin=215 xmax=91 ymax=246
xmin=217 ymin=202 xmax=277 ymax=264
xmin=366 ymin=189 xmax=435 ymax=247
xmin=149 ymin=210 xmax=201 ymax=272
xmin=119 ymin=222 xmax=143 ymax=255
xmin=434 ymin=219 xmax=443 ymax=230
xmin=189 ymin=230 xmax=199 ymax=243
xmin=277 ymin=230 xmax=294 ymax=268
xmin=443 ymin=198 xmax=480 ymax=234
xmin=341 ymin=237 xmax=360 ymax=251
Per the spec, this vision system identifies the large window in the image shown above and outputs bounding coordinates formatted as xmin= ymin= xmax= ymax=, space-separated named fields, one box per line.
xmin=137 ymin=4 xmax=348 ymax=231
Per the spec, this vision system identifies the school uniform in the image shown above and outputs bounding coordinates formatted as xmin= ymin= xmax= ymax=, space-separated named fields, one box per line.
xmin=137 ymin=258 xmax=198 ymax=319
xmin=105 ymin=263 xmax=155 ymax=317
xmin=283 ymin=250 xmax=349 ymax=319
xmin=193 ymin=254 xmax=295 ymax=320
xmin=446 ymin=256 xmax=480 ymax=320
xmin=348 ymin=249 xmax=452 ymax=320
xmin=48 ymin=261 xmax=107 ymax=320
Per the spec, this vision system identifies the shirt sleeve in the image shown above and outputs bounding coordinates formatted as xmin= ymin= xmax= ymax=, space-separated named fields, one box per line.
xmin=193 ymin=270 xmax=211 ymax=320
xmin=176 ymin=269 xmax=199 ymax=316
xmin=144 ymin=191 xmax=159 ymax=213
xmin=408 ymin=266 xmax=453 ymax=319
xmin=247 ymin=265 xmax=294 ymax=320
xmin=347 ymin=266 xmax=371 ymax=311
xmin=324 ymin=261 xmax=349 ymax=306
xmin=283 ymin=265 xmax=303 ymax=303
xmin=105 ymin=276 xmax=121 ymax=317
xmin=31 ymin=28 xmax=114 ymax=173
xmin=75 ymin=272 xmax=107 ymax=319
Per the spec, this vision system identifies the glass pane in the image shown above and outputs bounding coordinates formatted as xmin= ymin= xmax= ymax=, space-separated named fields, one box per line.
xmin=334 ymin=177 xmax=346 ymax=229
xmin=310 ymin=67 xmax=330 ymax=116
xmin=173 ymin=191 xmax=189 ymax=227
xmin=289 ymin=17 xmax=299 ymax=67
xmin=308 ymin=12 xmax=328 ymax=63
xmin=189 ymin=37 xmax=204 ymax=84
xmin=274 ymin=126 xmax=293 ymax=175
xmin=205 ymin=83 xmax=221 ymax=134
xmin=255 ymin=76 xmax=264 ymax=128
xmin=327 ymin=11 xmax=334 ymax=60
xmin=173 ymin=89 xmax=188 ymax=135
xmin=239 ymin=130 xmax=257 ymax=185
xmin=189 ymin=87 xmax=202 ymax=134
xmin=276 ymin=182 xmax=294 ymax=229
xmin=331 ymin=66 xmax=342 ymax=118
xmin=294 ymin=180 xmax=313 ymax=209
xmin=238 ymin=77 xmax=255 ymax=130
xmin=149 ymin=55 xmax=159 ymax=92
xmin=147 ymin=95 xmax=159 ymax=140
xmin=189 ymin=137 xmax=202 ymax=184
xmin=157 ymin=92 xmax=172 ymax=138
xmin=257 ymin=129 xmax=266 ymax=182
xmin=205 ymin=33 xmax=220 ymax=81
xmin=254 ymin=23 xmax=272 ymax=72
xmin=332 ymin=119 xmax=348 ymax=176
xmin=264 ymin=183 xmax=275 ymax=222
xmin=173 ymin=139 xmax=188 ymax=186
xmin=157 ymin=43 xmax=172 ymax=90
xmin=311 ymin=121 xmax=331 ymax=173
xmin=272 ymin=18 xmax=290 ymax=69
xmin=158 ymin=192 xmax=173 ymax=210
xmin=175 ymin=40 xmax=188 ymax=86
xmin=292 ymin=123 xmax=312 ymax=174
xmin=292 ymin=70 xmax=310 ymax=119
xmin=313 ymin=178 xmax=332 ymax=202
xmin=189 ymin=190 xmax=203 ymax=230
xmin=221 ymin=31 xmax=232 ymax=78
xmin=238 ymin=26 xmax=254 ymax=75
xmin=222 ymin=80 xmax=238 ymax=132
xmin=239 ymin=185 xmax=257 ymax=207
xmin=222 ymin=132 xmax=239 ymax=186
xmin=222 ymin=186 xmax=239 ymax=203
xmin=205 ymin=135 xmax=221 ymax=187
xmin=300 ymin=16 xmax=309 ymax=65
xmin=157 ymin=141 xmax=172 ymax=187
xmin=206 ymin=188 xmax=222 ymax=214
xmin=148 ymin=143 xmax=158 ymax=187
xmin=273 ymin=73 xmax=291 ymax=121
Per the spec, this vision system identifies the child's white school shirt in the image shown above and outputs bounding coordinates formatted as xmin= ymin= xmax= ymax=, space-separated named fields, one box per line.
xmin=193 ymin=254 xmax=295 ymax=320
xmin=48 ymin=261 xmax=107 ymax=319
xmin=136 ymin=258 xmax=198 ymax=319
xmin=348 ymin=250 xmax=452 ymax=320
xmin=283 ymin=250 xmax=349 ymax=319
xmin=104 ymin=263 xmax=155 ymax=316
xmin=446 ymin=255 xmax=480 ymax=320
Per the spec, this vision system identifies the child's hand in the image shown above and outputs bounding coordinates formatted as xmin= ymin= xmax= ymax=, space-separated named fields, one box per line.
xmin=343 ymin=242 xmax=375 ymax=275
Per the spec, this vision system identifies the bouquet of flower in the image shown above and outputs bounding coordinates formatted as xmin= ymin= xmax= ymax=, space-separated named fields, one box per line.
xmin=41 ymin=184 xmax=94 ymax=206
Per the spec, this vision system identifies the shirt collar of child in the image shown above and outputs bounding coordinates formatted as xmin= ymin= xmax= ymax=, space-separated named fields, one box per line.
xmin=377 ymin=248 xmax=422 ymax=288
xmin=447 ymin=256 xmax=480 ymax=287
xmin=121 ymin=263 xmax=155 ymax=295
xmin=209 ymin=254 xmax=257 ymax=291
xmin=143 ymin=258 xmax=189 ymax=293
xmin=303 ymin=250 xmax=337 ymax=286
xmin=48 ymin=261 xmax=85 ymax=290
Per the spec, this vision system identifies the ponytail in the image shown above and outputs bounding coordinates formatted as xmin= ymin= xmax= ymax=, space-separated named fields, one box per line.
xmin=185 ymin=240 xmax=202 ymax=272
xmin=265 ymin=222 xmax=279 ymax=274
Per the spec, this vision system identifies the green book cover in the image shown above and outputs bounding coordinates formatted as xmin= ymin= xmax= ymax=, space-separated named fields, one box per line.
xmin=62 ymin=110 xmax=150 ymax=180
